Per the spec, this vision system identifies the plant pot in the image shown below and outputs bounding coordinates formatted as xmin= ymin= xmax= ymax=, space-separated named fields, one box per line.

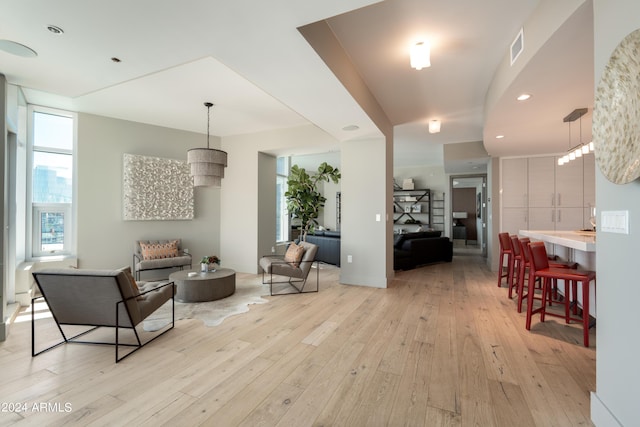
xmin=200 ymin=263 xmax=208 ymax=272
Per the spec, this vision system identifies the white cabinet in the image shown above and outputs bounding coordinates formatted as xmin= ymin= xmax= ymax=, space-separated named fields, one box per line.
xmin=500 ymin=154 xmax=595 ymax=234
xmin=528 ymin=207 xmax=555 ymax=230
xmin=554 ymin=156 xmax=586 ymax=230
xmin=502 ymin=208 xmax=528 ymax=235
xmin=556 ymin=207 xmax=585 ymax=231
xmin=528 ymin=156 xmax=556 ymax=208
xmin=555 ymin=156 xmax=584 ymax=208
xmin=528 ymin=206 xmax=585 ymax=231
xmin=502 ymin=158 xmax=528 ymax=208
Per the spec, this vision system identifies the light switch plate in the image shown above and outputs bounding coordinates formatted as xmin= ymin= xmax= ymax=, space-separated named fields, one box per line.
xmin=601 ymin=210 xmax=629 ymax=234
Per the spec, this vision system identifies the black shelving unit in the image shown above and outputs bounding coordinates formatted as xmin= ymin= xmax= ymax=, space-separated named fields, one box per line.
xmin=431 ymin=191 xmax=445 ymax=232
xmin=393 ymin=189 xmax=431 ymax=225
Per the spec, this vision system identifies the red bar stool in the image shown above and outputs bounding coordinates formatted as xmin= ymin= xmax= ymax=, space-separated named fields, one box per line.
xmin=525 ymin=241 xmax=596 ymax=347
xmin=508 ymin=235 xmax=523 ymax=299
xmin=516 ymin=238 xmax=578 ymax=313
xmin=497 ymin=232 xmax=514 ymax=290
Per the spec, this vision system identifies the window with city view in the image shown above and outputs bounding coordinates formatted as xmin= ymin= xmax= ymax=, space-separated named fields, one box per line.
xmin=276 ymin=157 xmax=289 ymax=243
xmin=31 ymin=108 xmax=74 ymax=257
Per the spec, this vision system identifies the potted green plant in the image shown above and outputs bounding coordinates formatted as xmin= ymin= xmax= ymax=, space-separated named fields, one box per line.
xmin=285 ymin=162 xmax=341 ymax=241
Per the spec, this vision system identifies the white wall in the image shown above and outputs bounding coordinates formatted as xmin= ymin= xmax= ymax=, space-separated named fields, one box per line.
xmin=394 ymin=165 xmax=447 ymax=194
xmin=591 ymin=2 xmax=640 ymax=426
xmin=76 ymin=113 xmax=222 ymax=279
xmin=488 ymin=158 xmax=499 ymax=270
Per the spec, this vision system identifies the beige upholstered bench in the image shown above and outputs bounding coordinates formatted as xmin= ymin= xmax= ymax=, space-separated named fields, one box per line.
xmin=133 ymin=239 xmax=192 ymax=280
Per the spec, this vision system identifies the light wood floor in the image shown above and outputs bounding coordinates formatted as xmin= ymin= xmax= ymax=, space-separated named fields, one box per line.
xmin=0 ymin=254 xmax=595 ymax=426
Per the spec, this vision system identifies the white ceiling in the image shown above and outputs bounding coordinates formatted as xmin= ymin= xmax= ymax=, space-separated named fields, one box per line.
xmin=0 ymin=0 xmax=594 ymax=171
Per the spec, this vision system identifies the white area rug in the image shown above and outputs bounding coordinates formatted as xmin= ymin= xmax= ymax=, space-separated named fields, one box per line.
xmin=143 ymin=277 xmax=270 ymax=331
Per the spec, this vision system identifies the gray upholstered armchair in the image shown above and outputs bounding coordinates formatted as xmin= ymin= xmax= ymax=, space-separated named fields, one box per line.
xmin=31 ymin=267 xmax=174 ymax=362
xmin=259 ymin=241 xmax=319 ymax=295
xmin=133 ymin=239 xmax=192 ymax=280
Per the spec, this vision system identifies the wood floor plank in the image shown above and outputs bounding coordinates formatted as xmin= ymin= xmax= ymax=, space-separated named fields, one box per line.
xmin=0 ymin=254 xmax=596 ymax=426
xmin=274 ymin=340 xmax=365 ymax=427
xmin=204 ymin=343 xmax=315 ymax=426
xmin=426 ymin=269 xmax=460 ymax=414
xmin=313 ymin=280 xmax=417 ymax=425
xmin=161 ymin=356 xmax=274 ymax=427
xmin=131 ymin=392 xmax=198 ymax=427
xmin=377 ymin=283 xmax=423 ymax=376
xmin=344 ymin=370 xmax=401 ymax=426
xmin=237 ymin=382 xmax=305 ymax=427
xmin=424 ymin=405 xmax=462 ymax=426
xmin=486 ymin=379 xmax=536 ymax=427
xmin=387 ymin=340 xmax=433 ymax=426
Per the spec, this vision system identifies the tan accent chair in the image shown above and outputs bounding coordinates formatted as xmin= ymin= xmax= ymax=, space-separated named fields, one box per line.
xmin=31 ymin=267 xmax=174 ymax=363
xmin=133 ymin=239 xmax=192 ymax=280
xmin=259 ymin=241 xmax=319 ymax=295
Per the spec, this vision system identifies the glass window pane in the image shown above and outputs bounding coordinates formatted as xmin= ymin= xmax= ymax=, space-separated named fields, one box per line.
xmin=33 ymin=111 xmax=73 ymax=150
xmin=32 ymin=151 xmax=73 ymax=203
xmin=40 ymin=211 xmax=65 ymax=252
xmin=276 ymin=156 xmax=289 ymax=175
xmin=276 ymin=176 xmax=288 ymax=241
xmin=276 ymin=156 xmax=290 ymax=242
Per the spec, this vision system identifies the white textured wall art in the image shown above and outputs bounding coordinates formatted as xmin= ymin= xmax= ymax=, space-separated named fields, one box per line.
xmin=123 ymin=153 xmax=194 ymax=220
xmin=594 ymin=28 xmax=640 ymax=184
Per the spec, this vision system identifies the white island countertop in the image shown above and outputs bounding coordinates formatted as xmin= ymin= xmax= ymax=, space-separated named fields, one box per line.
xmin=519 ymin=230 xmax=596 ymax=252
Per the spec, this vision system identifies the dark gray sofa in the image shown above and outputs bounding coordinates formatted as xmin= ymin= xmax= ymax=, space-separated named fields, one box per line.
xmin=394 ymin=231 xmax=453 ymax=270
xmin=304 ymin=230 xmax=341 ymax=266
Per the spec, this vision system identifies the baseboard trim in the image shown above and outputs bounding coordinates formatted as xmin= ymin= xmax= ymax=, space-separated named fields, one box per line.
xmin=339 ymin=273 xmax=387 ymax=288
xmin=0 ymin=303 xmax=20 ymax=342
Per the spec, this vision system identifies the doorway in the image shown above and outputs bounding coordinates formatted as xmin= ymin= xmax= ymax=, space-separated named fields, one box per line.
xmin=450 ymin=175 xmax=487 ymax=257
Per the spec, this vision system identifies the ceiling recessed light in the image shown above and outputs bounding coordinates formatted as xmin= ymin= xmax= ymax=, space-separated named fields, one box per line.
xmin=495 ymin=135 xmax=505 ymax=139
xmin=342 ymin=125 xmax=359 ymax=131
xmin=517 ymin=93 xmax=531 ymax=101
xmin=47 ymin=25 xmax=64 ymax=35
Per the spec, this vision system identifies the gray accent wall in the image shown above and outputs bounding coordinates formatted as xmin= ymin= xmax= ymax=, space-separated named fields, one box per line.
xmin=591 ymin=1 xmax=640 ymax=425
xmin=76 ymin=113 xmax=222 ymax=278
xmin=257 ymin=152 xmax=276 ymax=269
xmin=340 ymin=136 xmax=392 ymax=288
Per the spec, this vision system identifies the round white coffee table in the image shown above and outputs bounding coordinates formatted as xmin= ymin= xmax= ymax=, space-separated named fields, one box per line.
xmin=170 ymin=268 xmax=235 ymax=303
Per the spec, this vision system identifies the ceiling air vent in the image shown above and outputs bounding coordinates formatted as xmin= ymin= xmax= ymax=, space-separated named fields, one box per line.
xmin=510 ymin=28 xmax=524 ymax=66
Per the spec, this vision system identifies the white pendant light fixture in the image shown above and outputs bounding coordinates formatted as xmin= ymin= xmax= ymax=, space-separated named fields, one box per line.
xmin=410 ymin=41 xmax=431 ymax=70
xmin=428 ymin=119 xmax=441 ymax=133
xmin=187 ymin=102 xmax=227 ymax=187
xmin=559 ymin=108 xmax=592 ymax=166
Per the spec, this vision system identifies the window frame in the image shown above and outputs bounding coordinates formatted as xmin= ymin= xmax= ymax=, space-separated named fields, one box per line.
xmin=27 ymin=105 xmax=77 ymax=259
